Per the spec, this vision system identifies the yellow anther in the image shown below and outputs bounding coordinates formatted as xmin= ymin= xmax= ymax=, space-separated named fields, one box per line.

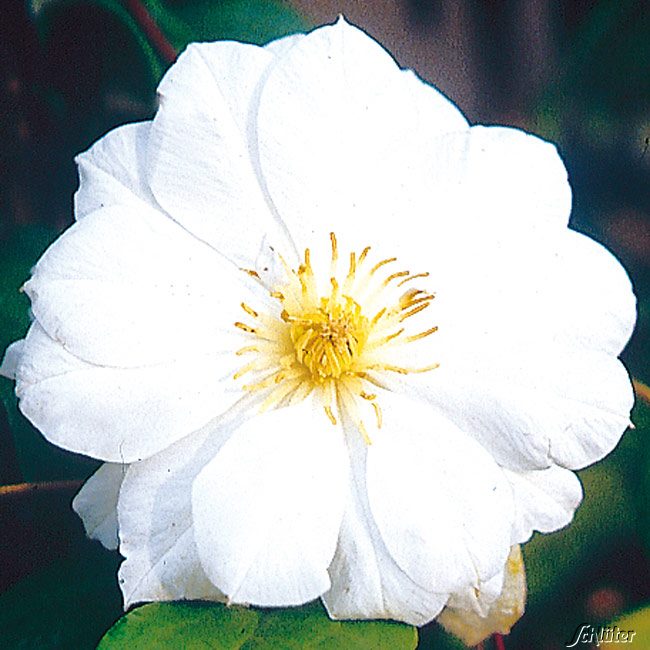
xmin=324 ymin=406 xmax=338 ymax=425
xmin=241 ymin=302 xmax=258 ymax=318
xmin=234 ymin=321 xmax=256 ymax=333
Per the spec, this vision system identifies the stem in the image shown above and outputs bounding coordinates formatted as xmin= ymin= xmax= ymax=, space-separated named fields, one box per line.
xmin=494 ymin=634 xmax=506 ymax=650
xmin=0 ymin=480 xmax=83 ymax=499
xmin=633 ymin=378 xmax=650 ymax=405
xmin=126 ymin=0 xmax=178 ymax=64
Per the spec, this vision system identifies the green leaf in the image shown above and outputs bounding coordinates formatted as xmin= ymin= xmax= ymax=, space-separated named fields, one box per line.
xmin=603 ymin=604 xmax=650 ymax=647
xmin=98 ymin=601 xmax=418 ymax=650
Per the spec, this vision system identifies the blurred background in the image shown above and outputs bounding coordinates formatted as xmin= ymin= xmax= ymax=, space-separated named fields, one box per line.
xmin=0 ymin=1 xmax=648 ymax=648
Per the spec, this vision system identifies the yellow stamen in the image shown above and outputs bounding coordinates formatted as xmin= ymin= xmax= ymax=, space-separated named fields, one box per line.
xmin=240 ymin=303 xmax=258 ymax=318
xmin=383 ymin=270 xmax=410 ymax=286
xmin=370 ymin=257 xmax=397 ymax=275
xmin=399 ymin=302 xmax=431 ymax=321
xmin=324 ymin=405 xmax=337 ymax=425
xmin=372 ymin=402 xmax=383 ymax=429
xmin=398 ymin=271 xmax=429 ymax=287
xmin=406 ymin=326 xmax=439 ymax=342
xmin=234 ymin=322 xmax=256 ymax=334
xmin=236 ymin=345 xmax=259 ymax=355
xmin=358 ymin=246 xmax=371 ymax=264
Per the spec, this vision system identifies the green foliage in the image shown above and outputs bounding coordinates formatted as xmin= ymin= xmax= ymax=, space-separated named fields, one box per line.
xmin=0 ymin=541 xmax=122 ymax=649
xmin=30 ymin=0 xmax=165 ymax=81
xmin=147 ymin=0 xmax=310 ymax=50
xmin=98 ymin=601 xmax=418 ymax=650
xmin=0 ymin=225 xmax=98 ymax=482
xmin=0 ymin=225 xmax=55 ymax=354
xmin=633 ymin=400 xmax=650 ymax=554
xmin=31 ymin=0 xmax=309 ymax=83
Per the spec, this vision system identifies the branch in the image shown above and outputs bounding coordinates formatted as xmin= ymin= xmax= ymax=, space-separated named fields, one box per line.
xmin=0 ymin=479 xmax=83 ymax=500
xmin=126 ymin=0 xmax=178 ymax=64
xmin=633 ymin=378 xmax=650 ymax=405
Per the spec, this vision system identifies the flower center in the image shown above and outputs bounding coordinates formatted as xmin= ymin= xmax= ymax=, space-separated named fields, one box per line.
xmin=289 ymin=293 xmax=367 ymax=382
xmin=233 ymin=233 xmax=439 ymax=442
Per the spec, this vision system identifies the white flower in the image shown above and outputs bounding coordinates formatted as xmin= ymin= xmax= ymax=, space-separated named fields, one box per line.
xmin=0 ymin=18 xmax=635 ymax=630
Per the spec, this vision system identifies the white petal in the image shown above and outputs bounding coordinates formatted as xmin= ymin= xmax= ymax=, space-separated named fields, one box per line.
xmin=323 ymin=433 xmax=448 ymax=626
xmin=26 ymin=203 xmax=264 ymax=368
xmin=192 ymin=398 xmax=348 ymax=606
xmin=263 ymin=32 xmax=304 ymax=56
xmin=445 ymin=569 xmax=506 ymax=617
xmin=405 ymin=346 xmax=633 ymax=471
xmin=401 ymin=226 xmax=636 ymax=369
xmin=438 ymin=545 xmax=526 ymax=646
xmin=118 ymin=429 xmax=233 ymax=608
xmin=16 ymin=323 xmax=243 ymax=463
xmin=75 ymin=121 xmax=156 ymax=219
xmin=483 ymin=229 xmax=633 ymax=357
xmin=366 ymin=392 xmax=514 ymax=594
xmin=444 ymin=228 xmax=636 ymax=357
xmin=542 ymin=353 xmax=633 ymax=470
xmin=546 ymin=229 xmax=636 ymax=356
xmin=147 ymin=41 xmax=295 ymax=264
xmin=72 ymin=462 xmax=126 ymax=550
xmin=504 ymin=466 xmax=583 ymax=543
xmin=404 ymin=230 xmax=636 ymax=473
xmin=256 ymin=18 xmax=468 ymax=256
xmin=433 ymin=125 xmax=572 ymax=228
xmin=403 ymin=67 xmax=469 ymax=139
xmin=0 ymin=339 xmax=25 ymax=379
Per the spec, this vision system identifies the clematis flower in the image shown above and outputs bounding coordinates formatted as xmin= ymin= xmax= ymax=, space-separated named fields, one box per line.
xmin=0 ymin=17 xmax=635 ymax=637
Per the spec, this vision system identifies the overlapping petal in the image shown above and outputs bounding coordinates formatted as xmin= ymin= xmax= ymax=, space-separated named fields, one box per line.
xmin=0 ymin=339 xmax=24 ymax=379
xmin=74 ymin=121 xmax=156 ymax=219
xmin=16 ymin=323 xmax=241 ymax=463
xmin=117 ymin=428 xmax=231 ymax=608
xmin=192 ymin=399 xmax=348 ymax=606
xmin=504 ymin=466 xmax=583 ymax=543
xmin=147 ymin=41 xmax=296 ymax=265
xmin=323 ymin=429 xmax=450 ymax=626
xmin=365 ymin=393 xmax=513 ymax=593
xmin=402 ymin=342 xmax=633 ymax=471
xmin=324 ymin=393 xmax=515 ymax=625
xmin=256 ymin=19 xmax=469 ymax=259
xmin=72 ymin=462 xmax=125 ymax=550
xmin=25 ymin=203 xmax=270 ymax=368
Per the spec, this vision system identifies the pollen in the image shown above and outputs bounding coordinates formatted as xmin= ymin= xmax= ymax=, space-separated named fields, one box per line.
xmin=233 ymin=233 xmax=438 ymax=442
